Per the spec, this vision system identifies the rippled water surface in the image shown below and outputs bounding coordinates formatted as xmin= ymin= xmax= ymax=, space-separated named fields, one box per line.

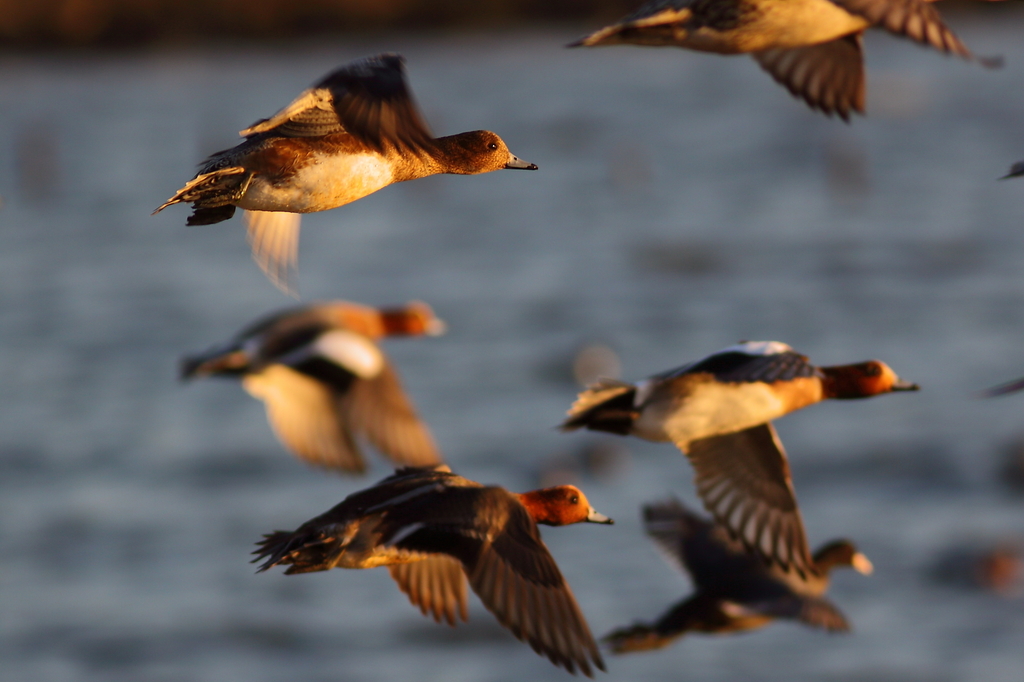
xmin=3 ymin=13 xmax=1024 ymax=682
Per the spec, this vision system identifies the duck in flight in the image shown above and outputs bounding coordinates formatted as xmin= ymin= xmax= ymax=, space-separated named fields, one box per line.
xmin=569 ymin=0 xmax=1000 ymax=120
xmin=605 ymin=498 xmax=873 ymax=652
xmin=180 ymin=300 xmax=445 ymax=473
xmin=154 ymin=54 xmax=537 ymax=294
xmin=561 ymin=340 xmax=917 ymax=576
xmin=254 ymin=465 xmax=613 ymax=676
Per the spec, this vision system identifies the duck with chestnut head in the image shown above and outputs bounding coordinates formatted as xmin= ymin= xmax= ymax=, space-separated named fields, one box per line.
xmin=254 ymin=465 xmax=612 ymax=677
xmin=562 ymin=340 xmax=916 ymax=576
xmin=181 ymin=300 xmax=445 ymax=474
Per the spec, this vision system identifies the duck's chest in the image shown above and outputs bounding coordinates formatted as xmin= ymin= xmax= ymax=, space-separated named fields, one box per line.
xmin=633 ymin=377 xmax=820 ymax=444
xmin=239 ymin=150 xmax=396 ymax=213
xmin=683 ymin=0 xmax=869 ymax=53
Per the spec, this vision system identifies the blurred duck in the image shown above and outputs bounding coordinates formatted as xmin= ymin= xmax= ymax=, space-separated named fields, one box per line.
xmin=561 ymin=340 xmax=917 ymax=575
xmin=605 ymin=499 xmax=872 ymax=652
xmin=570 ymin=0 xmax=999 ymax=120
xmin=154 ymin=53 xmax=537 ymax=294
xmin=181 ymin=300 xmax=444 ymax=474
xmin=930 ymin=541 xmax=1021 ymax=597
xmin=254 ymin=465 xmax=613 ymax=676
xmin=1002 ymin=160 xmax=1024 ymax=179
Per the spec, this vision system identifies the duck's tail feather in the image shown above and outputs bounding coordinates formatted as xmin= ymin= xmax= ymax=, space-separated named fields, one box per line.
xmin=153 ymin=166 xmax=252 ymax=222
xmin=560 ymin=379 xmax=638 ymax=435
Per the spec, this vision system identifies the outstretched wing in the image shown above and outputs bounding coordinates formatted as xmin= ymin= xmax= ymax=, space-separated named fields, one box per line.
xmin=683 ymin=423 xmax=813 ymax=577
xmin=245 ymin=210 xmax=301 ymax=297
xmin=343 ymin=361 xmax=444 ymax=467
xmin=388 ymin=556 xmax=468 ymax=626
xmin=831 ymin=0 xmax=973 ymax=59
xmin=240 ymin=53 xmax=436 ymax=153
xmin=753 ymin=34 xmax=865 ymax=121
xmin=242 ymin=364 xmax=368 ymax=472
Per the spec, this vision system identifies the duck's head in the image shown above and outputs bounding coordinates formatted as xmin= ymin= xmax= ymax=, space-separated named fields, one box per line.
xmin=439 ymin=130 xmax=537 ymax=174
xmin=518 ymin=485 xmax=613 ymax=526
xmin=813 ymin=540 xmax=874 ymax=575
xmin=822 ymin=360 xmax=919 ymax=399
xmin=380 ymin=301 xmax=446 ymax=337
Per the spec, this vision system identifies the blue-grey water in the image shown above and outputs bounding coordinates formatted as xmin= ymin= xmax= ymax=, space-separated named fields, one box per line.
xmin=3 ymin=11 xmax=1024 ymax=682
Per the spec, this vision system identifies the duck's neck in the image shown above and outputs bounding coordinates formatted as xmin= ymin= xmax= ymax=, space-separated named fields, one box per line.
xmin=516 ymin=489 xmax=565 ymax=526
xmin=379 ymin=305 xmax=429 ymax=337
xmin=819 ymin=365 xmax=871 ymax=399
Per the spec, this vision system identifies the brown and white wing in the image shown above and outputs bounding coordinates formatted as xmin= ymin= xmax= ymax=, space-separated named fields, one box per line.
xmin=244 ymin=210 xmax=301 ymax=297
xmin=241 ymin=53 xmax=436 ymax=153
xmin=831 ymin=0 xmax=974 ymax=59
xmin=242 ymin=364 xmax=367 ymax=472
xmin=682 ymin=423 xmax=814 ymax=577
xmin=342 ymin=360 xmax=443 ymax=467
xmin=388 ymin=556 xmax=469 ymax=626
xmin=466 ymin=517 xmax=605 ymax=677
xmin=753 ymin=34 xmax=865 ymax=121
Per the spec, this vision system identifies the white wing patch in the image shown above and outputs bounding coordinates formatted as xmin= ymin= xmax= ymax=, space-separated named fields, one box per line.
xmin=314 ymin=330 xmax=385 ymax=378
xmin=717 ymin=341 xmax=793 ymax=357
xmin=386 ymin=522 xmax=427 ymax=547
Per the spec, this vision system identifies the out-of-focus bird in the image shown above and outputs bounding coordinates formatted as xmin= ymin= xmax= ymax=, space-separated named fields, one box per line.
xmin=570 ymin=0 xmax=1000 ymax=120
xmin=181 ymin=300 xmax=445 ymax=473
xmin=605 ymin=499 xmax=872 ymax=652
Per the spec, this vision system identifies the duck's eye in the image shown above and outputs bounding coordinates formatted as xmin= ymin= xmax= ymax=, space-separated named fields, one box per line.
xmin=570 ymin=495 xmax=579 ymax=505
xmin=488 ymin=142 xmax=498 ymax=151
xmin=863 ymin=364 xmax=881 ymax=377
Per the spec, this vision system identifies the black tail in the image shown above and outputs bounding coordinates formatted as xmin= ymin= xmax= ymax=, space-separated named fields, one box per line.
xmin=252 ymin=530 xmax=340 ymax=575
xmin=560 ymin=381 xmax=638 ymax=436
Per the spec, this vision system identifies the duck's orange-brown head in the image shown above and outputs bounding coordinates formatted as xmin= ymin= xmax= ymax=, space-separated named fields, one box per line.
xmin=517 ymin=485 xmax=614 ymax=526
xmin=821 ymin=360 xmax=919 ymax=399
xmin=436 ymin=130 xmax=538 ymax=174
xmin=380 ymin=301 xmax=446 ymax=337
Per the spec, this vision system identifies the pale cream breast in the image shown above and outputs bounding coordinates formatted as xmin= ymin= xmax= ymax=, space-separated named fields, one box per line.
xmin=634 ymin=379 xmax=794 ymax=446
xmin=238 ymin=152 xmax=396 ymax=213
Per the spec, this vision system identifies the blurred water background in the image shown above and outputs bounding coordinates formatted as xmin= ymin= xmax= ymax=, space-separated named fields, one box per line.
xmin=3 ymin=4 xmax=1024 ymax=681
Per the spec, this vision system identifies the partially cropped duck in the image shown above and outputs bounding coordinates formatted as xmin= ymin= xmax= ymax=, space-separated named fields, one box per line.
xmin=570 ymin=0 xmax=1000 ymax=120
xmin=254 ymin=465 xmax=613 ymax=676
xmin=605 ymin=499 xmax=872 ymax=652
xmin=181 ymin=300 xmax=444 ymax=473
xmin=561 ymin=340 xmax=917 ymax=574
xmin=1003 ymin=160 xmax=1024 ymax=179
xmin=154 ymin=53 xmax=537 ymax=294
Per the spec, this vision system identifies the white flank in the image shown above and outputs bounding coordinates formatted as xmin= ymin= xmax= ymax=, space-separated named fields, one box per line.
xmin=239 ymin=153 xmax=395 ymax=212
xmin=314 ymin=330 xmax=385 ymax=378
